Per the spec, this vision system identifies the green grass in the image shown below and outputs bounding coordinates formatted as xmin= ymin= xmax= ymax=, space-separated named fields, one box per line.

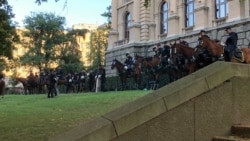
xmin=0 ymin=90 xmax=152 ymax=141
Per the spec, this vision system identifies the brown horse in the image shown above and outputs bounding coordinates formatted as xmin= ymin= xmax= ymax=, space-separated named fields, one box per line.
xmin=16 ymin=77 xmax=29 ymax=94
xmin=230 ymin=48 xmax=250 ymax=64
xmin=199 ymin=35 xmax=224 ymax=57
xmin=111 ymin=58 xmax=141 ymax=90
xmin=134 ymin=54 xmax=162 ymax=89
xmin=171 ymin=43 xmax=197 ymax=74
xmin=199 ymin=35 xmax=250 ymax=64
xmin=0 ymin=74 xmax=5 ymax=98
xmin=27 ymin=75 xmax=40 ymax=94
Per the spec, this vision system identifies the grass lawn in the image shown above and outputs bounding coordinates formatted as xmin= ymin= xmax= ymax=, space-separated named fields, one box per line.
xmin=0 ymin=90 xmax=152 ymax=141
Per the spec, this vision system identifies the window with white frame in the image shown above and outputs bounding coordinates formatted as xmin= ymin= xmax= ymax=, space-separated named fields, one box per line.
xmin=124 ymin=12 xmax=131 ymax=40
xmin=185 ymin=0 xmax=195 ymax=27
xmin=215 ymin=0 xmax=228 ymax=19
xmin=160 ymin=2 xmax=168 ymax=34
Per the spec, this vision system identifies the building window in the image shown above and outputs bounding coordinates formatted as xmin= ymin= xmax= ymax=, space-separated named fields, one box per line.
xmin=185 ymin=0 xmax=195 ymax=27
xmin=215 ymin=0 xmax=228 ymax=19
xmin=124 ymin=12 xmax=131 ymax=40
xmin=160 ymin=2 xmax=168 ymax=34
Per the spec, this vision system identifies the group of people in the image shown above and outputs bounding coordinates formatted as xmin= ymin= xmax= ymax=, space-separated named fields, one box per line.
xmin=28 ymin=65 xmax=106 ymax=98
xmin=122 ymin=26 xmax=238 ymax=76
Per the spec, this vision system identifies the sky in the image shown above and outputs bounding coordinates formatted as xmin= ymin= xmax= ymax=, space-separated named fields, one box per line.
xmin=8 ymin=0 xmax=111 ymax=28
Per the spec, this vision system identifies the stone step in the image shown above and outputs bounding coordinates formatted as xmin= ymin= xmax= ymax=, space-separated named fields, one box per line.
xmin=212 ymin=135 xmax=250 ymax=141
xmin=232 ymin=124 xmax=250 ymax=138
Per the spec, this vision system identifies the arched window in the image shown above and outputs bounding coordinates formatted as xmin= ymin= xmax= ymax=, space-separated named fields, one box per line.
xmin=160 ymin=2 xmax=168 ymax=34
xmin=215 ymin=0 xmax=228 ymax=19
xmin=185 ymin=0 xmax=195 ymax=27
xmin=124 ymin=12 xmax=131 ymax=40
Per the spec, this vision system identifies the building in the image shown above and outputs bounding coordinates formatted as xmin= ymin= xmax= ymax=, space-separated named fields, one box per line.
xmin=72 ymin=23 xmax=98 ymax=67
xmin=106 ymin=0 xmax=250 ymax=76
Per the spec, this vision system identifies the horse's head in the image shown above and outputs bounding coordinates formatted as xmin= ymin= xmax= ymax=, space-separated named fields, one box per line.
xmin=199 ymin=35 xmax=224 ymax=57
xmin=199 ymin=35 xmax=211 ymax=49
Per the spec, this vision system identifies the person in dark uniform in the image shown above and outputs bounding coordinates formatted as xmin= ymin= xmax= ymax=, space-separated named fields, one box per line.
xmin=153 ymin=43 xmax=163 ymax=58
xmin=161 ymin=41 xmax=171 ymax=67
xmin=47 ymin=69 xmax=57 ymax=98
xmin=224 ymin=26 xmax=238 ymax=61
xmin=87 ymin=69 xmax=95 ymax=92
xmin=199 ymin=30 xmax=210 ymax=38
xmin=178 ymin=37 xmax=189 ymax=46
xmin=97 ymin=65 xmax=106 ymax=91
xmin=124 ymin=53 xmax=134 ymax=75
xmin=56 ymin=67 xmax=64 ymax=80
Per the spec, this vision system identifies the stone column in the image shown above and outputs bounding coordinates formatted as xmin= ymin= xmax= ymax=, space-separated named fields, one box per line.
xmin=194 ymin=1 xmax=209 ymax=30
xmin=227 ymin=0 xmax=241 ymax=21
xmin=129 ymin=0 xmax=141 ymax=42
xmin=168 ymin=0 xmax=179 ymax=36
xmin=168 ymin=14 xmax=180 ymax=37
xmin=108 ymin=0 xmax=119 ymax=50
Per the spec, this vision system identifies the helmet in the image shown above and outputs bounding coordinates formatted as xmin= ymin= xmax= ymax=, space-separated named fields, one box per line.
xmin=126 ymin=53 xmax=129 ymax=56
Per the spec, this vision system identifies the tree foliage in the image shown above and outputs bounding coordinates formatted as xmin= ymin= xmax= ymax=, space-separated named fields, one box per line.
xmin=89 ymin=26 xmax=109 ymax=68
xmin=21 ymin=12 xmax=67 ymax=71
xmin=101 ymin=5 xmax=112 ymax=29
xmin=58 ymin=29 xmax=88 ymax=73
xmin=0 ymin=0 xmax=19 ymax=72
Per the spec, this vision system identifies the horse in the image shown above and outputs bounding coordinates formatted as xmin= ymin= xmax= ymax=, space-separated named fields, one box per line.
xmin=16 ymin=77 xmax=29 ymax=94
xmin=230 ymin=48 xmax=250 ymax=64
xmin=198 ymin=35 xmax=224 ymax=67
xmin=171 ymin=43 xmax=197 ymax=75
xmin=134 ymin=54 xmax=165 ymax=89
xmin=0 ymin=74 xmax=5 ymax=98
xmin=27 ymin=75 xmax=40 ymax=94
xmin=111 ymin=58 xmax=141 ymax=90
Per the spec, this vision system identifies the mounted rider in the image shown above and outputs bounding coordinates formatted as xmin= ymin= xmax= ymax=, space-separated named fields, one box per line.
xmin=153 ymin=43 xmax=165 ymax=68
xmin=224 ymin=26 xmax=238 ymax=61
xmin=153 ymin=43 xmax=163 ymax=58
xmin=56 ymin=67 xmax=64 ymax=80
xmin=161 ymin=41 xmax=171 ymax=67
xmin=124 ymin=52 xmax=134 ymax=75
xmin=178 ymin=37 xmax=189 ymax=46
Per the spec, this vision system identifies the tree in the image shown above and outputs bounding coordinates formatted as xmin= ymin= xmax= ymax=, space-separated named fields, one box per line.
xmin=21 ymin=12 xmax=67 ymax=71
xmin=101 ymin=5 xmax=112 ymax=29
xmin=0 ymin=0 xmax=19 ymax=72
xmin=58 ymin=29 xmax=88 ymax=73
xmin=89 ymin=26 xmax=109 ymax=68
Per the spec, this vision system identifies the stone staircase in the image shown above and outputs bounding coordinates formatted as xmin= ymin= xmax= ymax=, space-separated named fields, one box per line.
xmin=212 ymin=124 xmax=250 ymax=141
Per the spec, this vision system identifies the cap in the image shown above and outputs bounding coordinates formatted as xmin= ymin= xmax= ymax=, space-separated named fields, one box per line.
xmin=225 ymin=26 xmax=231 ymax=30
xmin=200 ymin=30 xmax=205 ymax=33
xmin=153 ymin=47 xmax=156 ymax=50
xmin=126 ymin=53 xmax=129 ymax=56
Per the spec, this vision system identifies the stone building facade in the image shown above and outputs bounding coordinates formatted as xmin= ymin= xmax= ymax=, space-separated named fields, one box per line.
xmin=106 ymin=0 xmax=250 ymax=76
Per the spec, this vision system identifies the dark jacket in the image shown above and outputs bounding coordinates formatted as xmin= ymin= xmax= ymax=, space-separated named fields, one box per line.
xmin=225 ymin=32 xmax=238 ymax=52
xmin=124 ymin=56 xmax=133 ymax=65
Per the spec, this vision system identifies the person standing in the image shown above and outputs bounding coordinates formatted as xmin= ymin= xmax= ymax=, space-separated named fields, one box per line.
xmin=224 ymin=26 xmax=238 ymax=61
xmin=0 ymin=73 xmax=5 ymax=98
xmin=87 ymin=70 xmax=95 ymax=92
xmin=47 ymin=69 xmax=57 ymax=98
xmin=98 ymin=65 xmax=106 ymax=91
